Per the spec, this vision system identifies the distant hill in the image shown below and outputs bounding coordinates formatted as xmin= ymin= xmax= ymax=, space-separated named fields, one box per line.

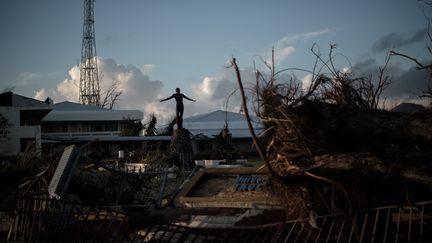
xmin=391 ymin=102 xmax=426 ymax=113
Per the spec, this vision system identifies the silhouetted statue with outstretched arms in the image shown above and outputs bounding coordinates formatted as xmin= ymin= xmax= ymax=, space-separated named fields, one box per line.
xmin=160 ymin=88 xmax=195 ymax=129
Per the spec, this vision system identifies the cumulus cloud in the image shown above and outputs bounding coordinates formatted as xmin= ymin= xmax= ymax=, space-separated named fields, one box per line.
xmin=372 ymin=28 xmax=427 ymax=52
xmin=33 ymin=66 xmax=80 ymax=103
xmin=98 ymin=58 xmax=163 ymax=109
xmin=151 ymin=73 xmax=241 ymax=125
xmin=265 ymin=46 xmax=296 ymax=65
xmin=301 ymin=74 xmax=313 ymax=91
xmin=140 ymin=64 xmax=155 ymax=75
xmin=190 ymin=72 xmax=239 ymax=112
xmin=143 ymin=101 xmax=175 ymax=123
xmin=31 ymin=56 xmax=259 ymax=125
xmin=184 ymin=65 xmax=260 ymax=118
xmin=33 ymin=88 xmax=49 ymax=101
xmin=33 ymin=57 xmax=165 ymax=118
xmin=264 ymin=29 xmax=332 ymax=65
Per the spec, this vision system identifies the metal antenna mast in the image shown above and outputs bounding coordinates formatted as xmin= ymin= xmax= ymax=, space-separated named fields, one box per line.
xmin=79 ymin=0 xmax=100 ymax=105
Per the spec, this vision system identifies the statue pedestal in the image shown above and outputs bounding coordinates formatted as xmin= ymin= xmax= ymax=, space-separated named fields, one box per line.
xmin=170 ymin=128 xmax=194 ymax=170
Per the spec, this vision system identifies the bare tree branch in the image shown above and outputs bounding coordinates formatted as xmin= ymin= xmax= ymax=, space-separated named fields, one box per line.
xmin=390 ymin=51 xmax=432 ymax=70
xmin=99 ymin=79 xmax=123 ymax=109
xmin=418 ymin=0 xmax=432 ymax=6
xmin=389 ymin=6 xmax=432 ymax=101
xmin=230 ymin=58 xmax=267 ymax=164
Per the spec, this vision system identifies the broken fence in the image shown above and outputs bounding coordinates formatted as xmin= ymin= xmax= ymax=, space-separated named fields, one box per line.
xmin=8 ymin=195 xmax=432 ymax=242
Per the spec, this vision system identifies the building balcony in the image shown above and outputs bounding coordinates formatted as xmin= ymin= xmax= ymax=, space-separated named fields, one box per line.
xmin=42 ymin=131 xmax=121 ymax=140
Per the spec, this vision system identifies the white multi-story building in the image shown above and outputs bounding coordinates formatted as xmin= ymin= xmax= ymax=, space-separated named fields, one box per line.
xmin=0 ymin=92 xmax=52 ymax=157
xmin=41 ymin=101 xmax=143 ymax=141
xmin=0 ymin=92 xmax=146 ymax=158
xmin=41 ymin=100 xmax=146 ymax=157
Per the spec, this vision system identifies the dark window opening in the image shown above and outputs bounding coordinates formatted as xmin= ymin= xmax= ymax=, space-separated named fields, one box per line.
xmin=20 ymin=138 xmax=36 ymax=153
xmin=198 ymin=140 xmax=208 ymax=152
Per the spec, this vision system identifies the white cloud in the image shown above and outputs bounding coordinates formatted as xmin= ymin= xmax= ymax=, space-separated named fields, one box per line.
xmin=154 ymin=68 xmax=249 ymax=124
xmin=31 ymin=57 xmax=250 ymax=125
xmin=279 ymin=29 xmax=333 ymax=46
xmin=144 ymin=101 xmax=175 ymax=123
xmin=190 ymin=67 xmax=242 ymax=109
xmin=29 ymin=29 xmax=337 ymax=126
xmin=265 ymin=46 xmax=296 ymax=65
xmin=301 ymin=74 xmax=313 ymax=91
xmin=33 ymin=88 xmax=49 ymax=101
xmin=191 ymin=76 xmax=218 ymax=96
xmin=97 ymin=59 xmax=163 ymax=109
xmin=341 ymin=67 xmax=351 ymax=74
xmin=56 ymin=65 xmax=80 ymax=102
xmin=187 ymin=66 xmax=258 ymax=117
xmin=33 ymin=57 xmax=165 ymax=119
xmin=32 ymin=66 xmax=80 ymax=103
xmin=263 ymin=29 xmax=332 ymax=66
xmin=140 ymin=64 xmax=155 ymax=75
xmin=189 ymin=75 xmax=232 ymax=113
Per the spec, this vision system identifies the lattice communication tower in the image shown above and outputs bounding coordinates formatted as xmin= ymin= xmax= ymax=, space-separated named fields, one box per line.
xmin=79 ymin=0 xmax=100 ymax=105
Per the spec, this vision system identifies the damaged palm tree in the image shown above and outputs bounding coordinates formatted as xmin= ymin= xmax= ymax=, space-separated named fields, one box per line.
xmin=230 ymin=44 xmax=432 ymax=217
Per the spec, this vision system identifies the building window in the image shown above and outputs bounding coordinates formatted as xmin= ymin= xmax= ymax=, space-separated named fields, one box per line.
xmin=198 ymin=140 xmax=208 ymax=152
xmin=20 ymin=138 xmax=35 ymax=153
xmin=95 ymin=124 xmax=104 ymax=131
xmin=20 ymin=110 xmax=37 ymax=126
xmin=105 ymin=123 xmax=118 ymax=131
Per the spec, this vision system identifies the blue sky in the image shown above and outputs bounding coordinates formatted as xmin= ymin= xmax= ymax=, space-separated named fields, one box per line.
xmin=0 ymin=0 xmax=430 ymax=121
